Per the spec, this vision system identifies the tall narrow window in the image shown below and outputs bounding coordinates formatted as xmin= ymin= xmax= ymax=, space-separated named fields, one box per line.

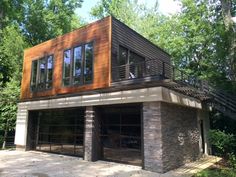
xmin=129 ymin=51 xmax=144 ymax=78
xmin=119 ymin=46 xmax=128 ymax=66
xmin=62 ymin=42 xmax=94 ymax=86
xmin=30 ymin=55 xmax=54 ymax=91
xmin=46 ymin=55 xmax=53 ymax=89
xmin=84 ymin=43 xmax=93 ymax=83
xmin=117 ymin=46 xmax=144 ymax=80
xmin=73 ymin=46 xmax=82 ymax=85
xmin=118 ymin=46 xmax=128 ymax=79
xmin=31 ymin=60 xmax=38 ymax=91
xmin=63 ymin=49 xmax=71 ymax=86
xmin=38 ymin=58 xmax=46 ymax=89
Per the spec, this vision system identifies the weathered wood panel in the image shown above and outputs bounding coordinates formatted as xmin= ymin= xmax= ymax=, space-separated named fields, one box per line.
xmin=20 ymin=16 xmax=112 ymax=100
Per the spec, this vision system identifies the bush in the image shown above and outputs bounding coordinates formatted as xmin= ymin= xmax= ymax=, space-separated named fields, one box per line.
xmin=195 ymin=168 xmax=236 ymax=177
xmin=208 ymin=129 xmax=236 ymax=157
xmin=228 ymin=153 xmax=236 ymax=169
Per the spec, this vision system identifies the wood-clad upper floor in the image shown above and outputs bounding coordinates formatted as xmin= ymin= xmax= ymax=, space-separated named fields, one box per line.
xmin=20 ymin=16 xmax=171 ymax=101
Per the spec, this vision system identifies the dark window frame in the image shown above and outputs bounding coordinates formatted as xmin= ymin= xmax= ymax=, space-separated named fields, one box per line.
xmin=117 ymin=45 xmax=145 ymax=80
xmin=62 ymin=41 xmax=94 ymax=87
xmin=30 ymin=55 xmax=54 ymax=92
xmin=62 ymin=48 xmax=73 ymax=86
xmin=72 ymin=45 xmax=83 ymax=85
xmin=84 ymin=42 xmax=94 ymax=84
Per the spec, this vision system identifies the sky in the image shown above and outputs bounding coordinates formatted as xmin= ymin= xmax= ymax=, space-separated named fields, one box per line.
xmin=76 ymin=0 xmax=181 ymax=22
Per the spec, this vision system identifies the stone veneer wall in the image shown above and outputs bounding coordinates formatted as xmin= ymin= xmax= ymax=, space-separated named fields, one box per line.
xmin=143 ymin=102 xmax=164 ymax=172
xmin=143 ymin=101 xmax=201 ymax=173
xmin=161 ymin=102 xmax=200 ymax=172
xmin=84 ymin=106 xmax=102 ymax=161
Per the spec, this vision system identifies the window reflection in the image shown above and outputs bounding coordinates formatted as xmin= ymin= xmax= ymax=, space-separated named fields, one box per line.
xmin=84 ymin=43 xmax=93 ymax=83
xmin=63 ymin=50 xmax=71 ymax=86
xmin=117 ymin=46 xmax=144 ymax=80
xmin=30 ymin=55 xmax=54 ymax=91
xmin=62 ymin=42 xmax=94 ymax=86
xmin=73 ymin=46 xmax=82 ymax=85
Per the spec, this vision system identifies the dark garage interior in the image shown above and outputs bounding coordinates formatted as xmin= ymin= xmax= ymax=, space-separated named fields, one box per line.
xmin=27 ymin=108 xmax=85 ymax=156
xmin=27 ymin=104 xmax=142 ymax=166
xmin=99 ymin=104 xmax=142 ymax=166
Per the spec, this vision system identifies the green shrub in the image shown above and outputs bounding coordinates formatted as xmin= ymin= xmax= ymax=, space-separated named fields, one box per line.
xmin=208 ymin=129 xmax=236 ymax=157
xmin=228 ymin=153 xmax=236 ymax=169
xmin=195 ymin=168 xmax=236 ymax=177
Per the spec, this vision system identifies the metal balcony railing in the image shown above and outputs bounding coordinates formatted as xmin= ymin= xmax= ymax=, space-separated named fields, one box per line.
xmin=112 ymin=58 xmax=201 ymax=87
xmin=111 ymin=58 xmax=236 ymax=120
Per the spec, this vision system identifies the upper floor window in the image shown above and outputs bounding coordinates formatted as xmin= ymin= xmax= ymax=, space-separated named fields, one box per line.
xmin=63 ymin=42 xmax=93 ymax=86
xmin=30 ymin=55 xmax=54 ymax=92
xmin=118 ymin=46 xmax=144 ymax=79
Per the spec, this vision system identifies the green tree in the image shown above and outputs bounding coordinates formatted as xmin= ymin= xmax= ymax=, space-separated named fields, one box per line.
xmin=220 ymin=0 xmax=236 ymax=81
xmin=21 ymin=0 xmax=84 ymax=45
xmin=0 ymin=25 xmax=27 ymax=84
xmin=91 ymin=0 xmax=159 ymax=31
xmin=0 ymin=79 xmax=20 ymax=149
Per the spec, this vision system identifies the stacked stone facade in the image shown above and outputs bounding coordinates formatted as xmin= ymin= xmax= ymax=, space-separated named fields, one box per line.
xmin=143 ymin=101 xmax=201 ymax=173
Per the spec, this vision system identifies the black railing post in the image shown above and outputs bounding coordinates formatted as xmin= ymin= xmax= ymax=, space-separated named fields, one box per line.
xmin=162 ymin=62 xmax=165 ymax=78
xmin=172 ymin=67 xmax=175 ymax=80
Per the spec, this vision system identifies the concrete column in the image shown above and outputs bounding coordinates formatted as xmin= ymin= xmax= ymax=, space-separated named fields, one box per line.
xmin=142 ymin=102 xmax=163 ymax=173
xmin=14 ymin=104 xmax=28 ymax=150
xmin=84 ymin=106 xmax=101 ymax=161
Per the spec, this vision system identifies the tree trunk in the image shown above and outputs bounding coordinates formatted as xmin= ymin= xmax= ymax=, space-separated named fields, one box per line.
xmin=2 ymin=120 xmax=9 ymax=149
xmin=2 ymin=127 xmax=8 ymax=149
xmin=220 ymin=0 xmax=236 ymax=81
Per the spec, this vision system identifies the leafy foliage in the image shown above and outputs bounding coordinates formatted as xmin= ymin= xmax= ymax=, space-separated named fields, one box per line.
xmin=21 ymin=0 xmax=84 ymax=45
xmin=0 ymin=25 xmax=27 ymax=84
xmin=0 ymin=79 xmax=20 ymax=132
xmin=209 ymin=129 xmax=236 ymax=156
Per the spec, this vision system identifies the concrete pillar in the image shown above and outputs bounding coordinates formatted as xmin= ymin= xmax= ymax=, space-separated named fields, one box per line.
xmin=84 ymin=106 xmax=101 ymax=161
xmin=142 ymin=102 xmax=164 ymax=173
xmin=14 ymin=104 xmax=28 ymax=150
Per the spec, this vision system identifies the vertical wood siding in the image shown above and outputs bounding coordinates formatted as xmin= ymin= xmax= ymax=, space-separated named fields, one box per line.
xmin=20 ymin=17 xmax=112 ymax=100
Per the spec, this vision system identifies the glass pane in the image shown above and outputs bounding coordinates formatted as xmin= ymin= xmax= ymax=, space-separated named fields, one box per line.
xmin=129 ymin=52 xmax=144 ymax=78
xmin=118 ymin=46 xmax=128 ymax=66
xmin=47 ymin=56 xmax=53 ymax=82
xmin=63 ymin=78 xmax=70 ymax=86
xmin=118 ymin=46 xmax=128 ymax=79
xmin=31 ymin=60 xmax=38 ymax=90
xmin=38 ymin=58 xmax=46 ymax=89
xmin=46 ymin=55 xmax=53 ymax=89
xmin=84 ymin=43 xmax=93 ymax=83
xmin=63 ymin=50 xmax=71 ymax=85
xmin=73 ymin=46 xmax=82 ymax=84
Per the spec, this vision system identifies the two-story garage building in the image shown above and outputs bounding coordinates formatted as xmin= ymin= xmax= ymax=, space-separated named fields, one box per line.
xmin=15 ymin=16 xmax=210 ymax=173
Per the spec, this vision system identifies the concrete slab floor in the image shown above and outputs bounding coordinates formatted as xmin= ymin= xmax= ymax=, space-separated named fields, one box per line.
xmin=0 ymin=150 xmax=221 ymax=177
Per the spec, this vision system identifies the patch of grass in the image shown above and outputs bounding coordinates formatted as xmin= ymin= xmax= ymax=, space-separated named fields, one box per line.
xmin=194 ymin=159 xmax=236 ymax=177
xmin=194 ymin=168 xmax=236 ymax=177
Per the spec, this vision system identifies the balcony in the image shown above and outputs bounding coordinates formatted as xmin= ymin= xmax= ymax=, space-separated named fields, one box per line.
xmin=111 ymin=58 xmax=209 ymax=100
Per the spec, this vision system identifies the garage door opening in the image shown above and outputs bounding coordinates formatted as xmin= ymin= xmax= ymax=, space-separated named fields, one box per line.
xmin=27 ymin=108 xmax=85 ymax=156
xmin=99 ymin=104 xmax=142 ymax=166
